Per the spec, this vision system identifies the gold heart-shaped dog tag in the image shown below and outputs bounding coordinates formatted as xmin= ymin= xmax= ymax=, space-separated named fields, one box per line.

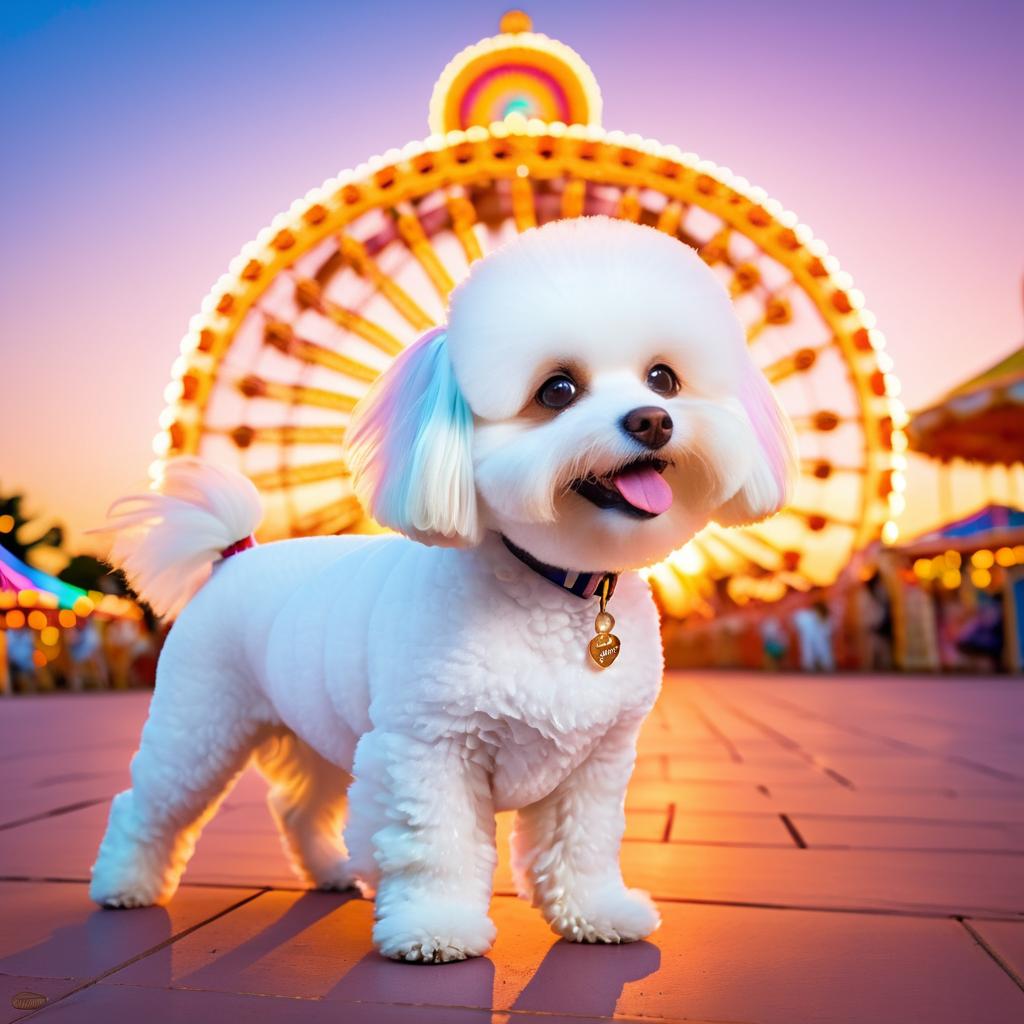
xmin=589 ymin=631 xmax=621 ymax=668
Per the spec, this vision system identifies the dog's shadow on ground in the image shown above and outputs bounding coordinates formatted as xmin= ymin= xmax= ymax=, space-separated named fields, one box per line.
xmin=328 ymin=932 xmax=660 ymax=1017
xmin=327 ymin=944 xmax=496 ymax=1009
xmin=0 ymin=904 xmax=174 ymax=983
xmin=509 ymin=938 xmax=661 ymax=1017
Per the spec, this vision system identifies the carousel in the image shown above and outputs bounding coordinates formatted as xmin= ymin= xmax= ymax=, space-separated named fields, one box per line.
xmin=151 ymin=11 xmax=906 ymax=623
xmin=0 ymin=544 xmax=141 ymax=690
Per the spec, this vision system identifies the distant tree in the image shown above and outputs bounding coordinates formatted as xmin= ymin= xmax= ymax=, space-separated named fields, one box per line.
xmin=0 ymin=490 xmax=64 ymax=563
xmin=58 ymin=554 xmax=128 ymax=595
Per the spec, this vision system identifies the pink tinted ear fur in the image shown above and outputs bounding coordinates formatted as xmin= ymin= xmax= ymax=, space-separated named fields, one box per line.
xmin=345 ymin=328 xmax=479 ymax=547
xmin=714 ymin=358 xmax=798 ymax=527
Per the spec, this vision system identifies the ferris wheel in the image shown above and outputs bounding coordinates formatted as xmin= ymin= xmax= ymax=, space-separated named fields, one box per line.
xmin=154 ymin=11 xmax=907 ymax=619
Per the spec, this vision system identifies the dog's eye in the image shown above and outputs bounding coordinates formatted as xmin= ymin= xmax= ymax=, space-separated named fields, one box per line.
xmin=646 ymin=364 xmax=680 ymax=396
xmin=536 ymin=374 xmax=578 ymax=410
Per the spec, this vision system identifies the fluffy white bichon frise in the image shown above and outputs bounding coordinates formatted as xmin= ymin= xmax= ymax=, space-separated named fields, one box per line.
xmin=90 ymin=215 xmax=796 ymax=962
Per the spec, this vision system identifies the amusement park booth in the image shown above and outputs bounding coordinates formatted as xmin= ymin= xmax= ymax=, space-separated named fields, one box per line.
xmin=896 ymin=337 xmax=1024 ymax=672
xmin=883 ymin=507 xmax=1024 ymax=673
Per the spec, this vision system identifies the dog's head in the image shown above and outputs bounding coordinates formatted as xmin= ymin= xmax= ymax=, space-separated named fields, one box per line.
xmin=346 ymin=216 xmax=797 ymax=571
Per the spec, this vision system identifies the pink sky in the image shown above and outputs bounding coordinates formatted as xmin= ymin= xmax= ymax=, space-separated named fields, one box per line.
xmin=1 ymin=0 xmax=1021 ymax=548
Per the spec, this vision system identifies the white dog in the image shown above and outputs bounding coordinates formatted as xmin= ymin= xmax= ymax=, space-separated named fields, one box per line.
xmin=90 ymin=216 xmax=796 ymax=962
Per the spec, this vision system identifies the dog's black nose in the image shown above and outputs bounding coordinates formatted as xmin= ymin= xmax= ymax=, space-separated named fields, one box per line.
xmin=621 ymin=406 xmax=673 ymax=449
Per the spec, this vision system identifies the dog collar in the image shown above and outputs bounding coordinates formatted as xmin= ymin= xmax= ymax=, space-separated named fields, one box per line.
xmin=500 ymin=535 xmax=618 ymax=602
xmin=500 ymin=536 xmax=622 ymax=669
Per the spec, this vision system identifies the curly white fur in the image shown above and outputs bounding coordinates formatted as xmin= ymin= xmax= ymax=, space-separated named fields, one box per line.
xmin=91 ymin=217 xmax=795 ymax=962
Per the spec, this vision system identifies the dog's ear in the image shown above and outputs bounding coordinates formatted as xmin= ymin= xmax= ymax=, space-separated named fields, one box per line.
xmin=713 ymin=358 xmax=798 ymax=527
xmin=346 ymin=328 xmax=479 ymax=546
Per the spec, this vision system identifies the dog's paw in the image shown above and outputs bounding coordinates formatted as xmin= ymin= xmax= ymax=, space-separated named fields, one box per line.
xmin=89 ymin=861 xmax=168 ymax=909
xmin=90 ymin=846 xmax=173 ymax=908
xmin=547 ymin=886 xmax=661 ymax=944
xmin=311 ymin=857 xmax=357 ymax=892
xmin=373 ymin=898 xmax=496 ymax=963
xmin=90 ymin=791 xmax=179 ymax=908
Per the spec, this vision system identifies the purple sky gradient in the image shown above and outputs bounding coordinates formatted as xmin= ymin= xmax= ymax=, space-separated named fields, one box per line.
xmin=1 ymin=0 xmax=1022 ymax=544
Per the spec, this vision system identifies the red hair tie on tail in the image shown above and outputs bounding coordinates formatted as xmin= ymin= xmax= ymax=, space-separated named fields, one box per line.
xmin=220 ymin=535 xmax=256 ymax=560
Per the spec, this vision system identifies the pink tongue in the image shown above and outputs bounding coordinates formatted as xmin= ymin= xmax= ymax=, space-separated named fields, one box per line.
xmin=612 ymin=465 xmax=673 ymax=515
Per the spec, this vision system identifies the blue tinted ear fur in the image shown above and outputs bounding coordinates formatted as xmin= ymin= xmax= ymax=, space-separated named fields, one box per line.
xmin=345 ymin=328 xmax=479 ymax=547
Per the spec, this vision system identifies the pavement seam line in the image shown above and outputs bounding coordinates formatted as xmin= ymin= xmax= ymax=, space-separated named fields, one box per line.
xmin=0 ymin=798 xmax=111 ymax=832
xmin=746 ymin=684 xmax=1024 ymax=785
xmin=695 ymin=682 xmax=856 ymax=789
xmin=778 ymin=813 xmax=808 ymax=848
xmin=957 ymin=917 xmax=1024 ymax=994
xmin=661 ymin=802 xmax=676 ymax=842
xmin=17 ymin=888 xmax=271 ymax=1020
xmin=683 ymin=699 xmax=744 ymax=763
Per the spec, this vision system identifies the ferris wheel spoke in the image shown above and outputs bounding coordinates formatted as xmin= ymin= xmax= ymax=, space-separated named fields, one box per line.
xmin=702 ymin=526 xmax=781 ymax=572
xmin=781 ymin=507 xmax=859 ymax=531
xmin=247 ymin=459 xmax=350 ymax=491
xmin=728 ymin=261 xmax=764 ymax=299
xmin=790 ymin=410 xmax=849 ymax=434
xmin=561 ymin=178 xmax=586 ymax=218
xmin=682 ymin=574 xmax=713 ymax=617
xmin=745 ymin=286 xmax=798 ymax=343
xmin=223 ymin=424 xmax=347 ymax=449
xmin=393 ymin=205 xmax=456 ymax=299
xmin=800 ymin=457 xmax=867 ymax=480
xmin=760 ymin=340 xmax=833 ymax=384
xmin=777 ymin=571 xmax=813 ymax=592
xmin=291 ymin=496 xmax=364 ymax=536
xmin=615 ymin=186 xmax=641 ymax=222
xmin=237 ymin=375 xmax=360 ymax=412
xmin=511 ymin=175 xmax=537 ymax=231
xmin=688 ymin=535 xmax=728 ymax=577
xmin=736 ymin=525 xmax=789 ymax=558
xmin=698 ymin=227 xmax=732 ymax=266
xmin=294 ymin=277 xmax=405 ymax=357
xmin=338 ymin=235 xmax=436 ymax=331
xmin=664 ymin=564 xmax=711 ymax=611
xmin=446 ymin=191 xmax=485 ymax=263
xmin=262 ymin=318 xmax=382 ymax=382
xmin=655 ymin=200 xmax=686 ymax=236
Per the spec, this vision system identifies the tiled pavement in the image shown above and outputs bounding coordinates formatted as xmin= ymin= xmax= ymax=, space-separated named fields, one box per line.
xmin=1 ymin=673 xmax=1022 ymax=1023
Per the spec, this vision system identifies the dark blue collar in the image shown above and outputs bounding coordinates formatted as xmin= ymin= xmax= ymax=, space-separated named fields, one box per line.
xmin=501 ymin=536 xmax=618 ymax=601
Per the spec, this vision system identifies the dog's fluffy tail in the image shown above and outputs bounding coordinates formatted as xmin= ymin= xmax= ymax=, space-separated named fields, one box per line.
xmin=92 ymin=457 xmax=262 ymax=619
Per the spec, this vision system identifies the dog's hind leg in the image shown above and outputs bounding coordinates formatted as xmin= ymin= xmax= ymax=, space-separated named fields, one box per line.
xmin=90 ymin=660 xmax=264 ymax=908
xmin=253 ymin=728 xmax=353 ymax=890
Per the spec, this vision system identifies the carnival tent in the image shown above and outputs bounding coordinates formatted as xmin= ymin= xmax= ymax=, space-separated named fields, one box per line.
xmin=0 ymin=544 xmax=139 ymax=623
xmin=906 ymin=504 xmax=1024 ymax=546
xmin=908 ymin=346 xmax=1024 ymax=465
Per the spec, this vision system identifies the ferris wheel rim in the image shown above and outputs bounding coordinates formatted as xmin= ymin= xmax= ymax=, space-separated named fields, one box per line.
xmin=158 ymin=116 xmax=906 ymax=548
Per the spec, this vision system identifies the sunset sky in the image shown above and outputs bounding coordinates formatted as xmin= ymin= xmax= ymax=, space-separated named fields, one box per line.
xmin=2 ymin=0 xmax=1022 ymax=549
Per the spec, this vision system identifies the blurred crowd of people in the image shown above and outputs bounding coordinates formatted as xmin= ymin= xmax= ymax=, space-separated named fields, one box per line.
xmin=1 ymin=616 xmax=165 ymax=695
xmin=664 ymin=565 xmax=1012 ymax=674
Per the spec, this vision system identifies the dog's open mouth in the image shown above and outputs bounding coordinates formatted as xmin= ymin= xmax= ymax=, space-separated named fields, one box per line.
xmin=570 ymin=457 xmax=673 ymax=519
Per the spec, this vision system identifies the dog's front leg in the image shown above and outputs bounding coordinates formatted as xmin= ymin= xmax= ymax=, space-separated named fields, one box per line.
xmin=511 ymin=715 xmax=660 ymax=943
xmin=345 ymin=729 xmax=497 ymax=963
